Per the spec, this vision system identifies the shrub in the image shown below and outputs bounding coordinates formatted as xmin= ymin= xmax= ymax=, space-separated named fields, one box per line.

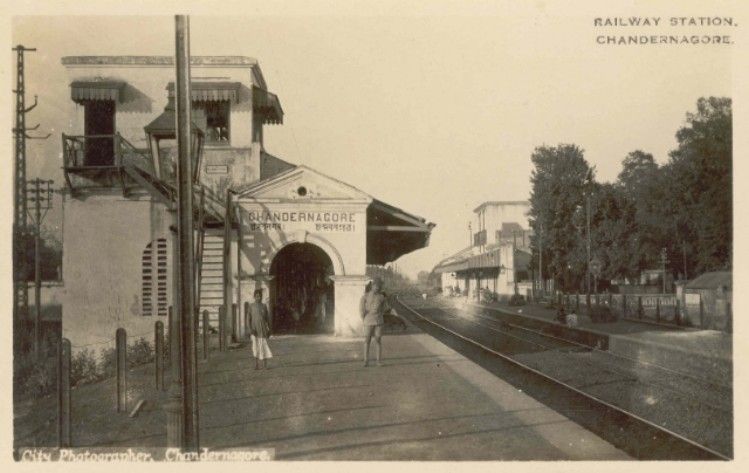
xmin=70 ymin=348 xmax=101 ymax=386
xmin=480 ymin=288 xmax=497 ymax=303
xmin=509 ymin=294 xmax=526 ymax=306
xmin=15 ymin=354 xmax=58 ymax=397
xmin=99 ymin=346 xmax=118 ymax=379
xmin=128 ymin=337 xmax=154 ymax=367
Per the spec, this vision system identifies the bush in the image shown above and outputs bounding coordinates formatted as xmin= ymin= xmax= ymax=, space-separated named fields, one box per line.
xmin=480 ymin=288 xmax=497 ymax=303
xmin=509 ymin=294 xmax=526 ymax=306
xmin=99 ymin=346 xmax=118 ymax=379
xmin=15 ymin=354 xmax=58 ymax=398
xmin=128 ymin=338 xmax=154 ymax=367
xmin=71 ymin=348 xmax=101 ymax=387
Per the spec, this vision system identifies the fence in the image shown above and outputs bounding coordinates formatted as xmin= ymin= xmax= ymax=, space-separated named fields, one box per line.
xmin=561 ymin=292 xmax=716 ymax=328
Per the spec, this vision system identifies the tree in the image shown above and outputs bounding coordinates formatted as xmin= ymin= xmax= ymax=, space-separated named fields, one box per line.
xmin=615 ymin=150 xmax=662 ymax=278
xmin=663 ymin=97 xmax=732 ymax=275
xmin=529 ymin=144 xmax=593 ymax=291
xmin=17 ymin=227 xmax=62 ymax=282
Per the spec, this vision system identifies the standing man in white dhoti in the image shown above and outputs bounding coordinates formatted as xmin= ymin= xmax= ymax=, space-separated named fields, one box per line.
xmin=249 ymin=289 xmax=273 ymax=369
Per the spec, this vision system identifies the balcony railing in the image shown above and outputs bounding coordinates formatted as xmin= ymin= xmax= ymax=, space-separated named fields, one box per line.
xmin=62 ymin=133 xmax=153 ymax=195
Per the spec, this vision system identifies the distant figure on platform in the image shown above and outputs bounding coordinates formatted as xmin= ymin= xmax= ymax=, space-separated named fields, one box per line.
xmin=360 ymin=277 xmax=390 ymax=367
xmin=249 ymin=289 xmax=273 ymax=370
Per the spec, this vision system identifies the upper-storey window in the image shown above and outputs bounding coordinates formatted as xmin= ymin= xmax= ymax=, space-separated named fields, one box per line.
xmin=193 ymin=101 xmax=230 ymax=145
xmin=70 ymin=80 xmax=124 ymax=166
xmin=167 ymin=81 xmax=240 ymax=146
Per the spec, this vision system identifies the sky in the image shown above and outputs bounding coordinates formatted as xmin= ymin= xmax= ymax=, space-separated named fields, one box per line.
xmin=7 ymin=1 xmax=739 ymax=278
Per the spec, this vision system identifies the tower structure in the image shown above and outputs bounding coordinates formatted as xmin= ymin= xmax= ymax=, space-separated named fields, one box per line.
xmin=12 ymin=45 xmax=49 ymax=353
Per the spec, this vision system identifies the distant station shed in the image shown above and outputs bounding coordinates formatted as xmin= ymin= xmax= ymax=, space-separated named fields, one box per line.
xmin=58 ymin=56 xmax=434 ymax=349
xmin=684 ymin=271 xmax=732 ymax=331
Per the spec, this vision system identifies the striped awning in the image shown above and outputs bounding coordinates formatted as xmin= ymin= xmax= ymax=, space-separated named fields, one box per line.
xmin=70 ymin=80 xmax=125 ymax=103
xmin=167 ymin=82 xmax=241 ymax=103
xmin=252 ymin=86 xmax=284 ymax=124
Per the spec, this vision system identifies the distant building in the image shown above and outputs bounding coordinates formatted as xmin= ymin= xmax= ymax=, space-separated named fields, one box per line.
xmin=434 ymin=201 xmax=532 ymax=299
xmin=682 ymin=271 xmax=732 ymax=331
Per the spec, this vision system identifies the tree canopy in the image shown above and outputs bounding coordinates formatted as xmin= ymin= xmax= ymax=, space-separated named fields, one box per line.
xmin=529 ymin=97 xmax=731 ymax=290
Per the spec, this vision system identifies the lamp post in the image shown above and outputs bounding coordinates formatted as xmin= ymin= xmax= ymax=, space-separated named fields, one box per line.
xmin=148 ymin=15 xmax=204 ymax=453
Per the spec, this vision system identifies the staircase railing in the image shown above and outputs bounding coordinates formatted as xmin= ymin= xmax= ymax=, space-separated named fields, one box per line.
xmin=194 ymin=188 xmax=206 ymax=310
xmin=62 ymin=132 xmax=154 ymax=195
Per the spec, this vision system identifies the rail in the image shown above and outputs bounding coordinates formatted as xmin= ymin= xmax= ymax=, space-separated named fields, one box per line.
xmin=395 ymin=295 xmax=730 ymax=460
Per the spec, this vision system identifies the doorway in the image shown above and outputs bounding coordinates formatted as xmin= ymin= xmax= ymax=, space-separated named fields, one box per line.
xmin=269 ymin=243 xmax=334 ymax=334
xmin=84 ymin=100 xmax=116 ymax=166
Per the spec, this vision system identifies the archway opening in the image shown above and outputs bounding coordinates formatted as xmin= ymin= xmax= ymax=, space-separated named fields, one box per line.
xmin=269 ymin=242 xmax=334 ymax=334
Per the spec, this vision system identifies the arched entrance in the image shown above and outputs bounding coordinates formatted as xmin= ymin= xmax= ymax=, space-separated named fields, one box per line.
xmin=269 ymin=243 xmax=335 ymax=334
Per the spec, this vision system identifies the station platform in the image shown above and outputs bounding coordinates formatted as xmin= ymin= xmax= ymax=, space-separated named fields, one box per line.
xmin=456 ymin=298 xmax=732 ymax=387
xmin=196 ymin=330 xmax=629 ymax=459
xmin=17 ymin=323 xmax=629 ymax=460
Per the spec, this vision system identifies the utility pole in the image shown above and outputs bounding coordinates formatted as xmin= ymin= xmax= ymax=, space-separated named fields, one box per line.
xmin=175 ymin=15 xmax=199 ymax=452
xmin=661 ymin=247 xmax=668 ymax=293
xmin=12 ymin=45 xmax=50 ymax=355
xmin=585 ymin=189 xmax=591 ymax=309
xmin=538 ymin=221 xmax=543 ymax=297
xmin=512 ymin=232 xmax=518 ymax=295
xmin=26 ymin=179 xmax=53 ymax=358
xmin=682 ymin=241 xmax=688 ymax=280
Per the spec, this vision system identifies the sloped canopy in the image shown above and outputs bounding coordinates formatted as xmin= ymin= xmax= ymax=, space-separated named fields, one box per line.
xmin=144 ymin=97 xmax=205 ymax=139
xmin=367 ymin=200 xmax=435 ymax=265
xmin=70 ymin=80 xmax=125 ymax=103
xmin=253 ymin=86 xmax=284 ymax=124
xmin=433 ymin=247 xmax=502 ymax=274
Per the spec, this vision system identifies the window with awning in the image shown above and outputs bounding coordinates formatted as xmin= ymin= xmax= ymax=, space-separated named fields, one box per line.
xmin=70 ymin=80 xmax=125 ymax=103
xmin=166 ymin=82 xmax=239 ymax=144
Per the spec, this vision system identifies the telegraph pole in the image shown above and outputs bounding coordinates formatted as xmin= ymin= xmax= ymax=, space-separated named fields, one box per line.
xmin=12 ymin=45 xmax=50 ymax=355
xmin=585 ymin=189 xmax=591 ymax=308
xmin=175 ymin=15 xmax=199 ymax=452
xmin=27 ymin=179 xmax=54 ymax=358
xmin=661 ymin=248 xmax=668 ymax=293
xmin=538 ymin=221 xmax=543 ymax=297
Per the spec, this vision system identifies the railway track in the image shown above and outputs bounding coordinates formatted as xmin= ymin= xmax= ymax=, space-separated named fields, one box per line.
xmin=394 ymin=296 xmax=731 ymax=461
xmin=434 ymin=303 xmax=733 ymax=413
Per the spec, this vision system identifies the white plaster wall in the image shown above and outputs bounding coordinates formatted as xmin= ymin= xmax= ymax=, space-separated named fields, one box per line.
xmin=61 ymin=193 xmax=175 ymax=354
xmin=479 ymin=202 xmax=530 ymax=244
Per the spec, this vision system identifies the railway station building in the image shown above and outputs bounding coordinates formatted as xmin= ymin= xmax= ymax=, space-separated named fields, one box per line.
xmin=433 ymin=201 xmax=534 ymax=300
xmin=58 ymin=55 xmax=434 ymax=350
